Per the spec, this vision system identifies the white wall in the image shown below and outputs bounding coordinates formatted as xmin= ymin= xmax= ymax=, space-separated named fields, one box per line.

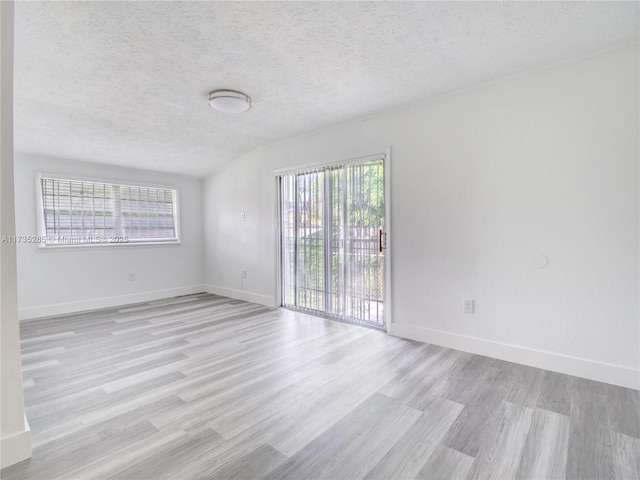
xmin=14 ymin=154 xmax=205 ymax=319
xmin=1 ymin=0 xmax=32 ymax=468
xmin=204 ymin=45 xmax=639 ymax=389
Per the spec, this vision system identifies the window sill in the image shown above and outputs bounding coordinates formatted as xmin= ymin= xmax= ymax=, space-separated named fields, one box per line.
xmin=37 ymin=240 xmax=182 ymax=250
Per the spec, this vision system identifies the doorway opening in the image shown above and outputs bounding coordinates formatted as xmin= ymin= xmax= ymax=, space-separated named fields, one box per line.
xmin=277 ymin=155 xmax=387 ymax=328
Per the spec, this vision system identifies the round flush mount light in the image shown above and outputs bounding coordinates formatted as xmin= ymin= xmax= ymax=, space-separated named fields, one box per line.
xmin=208 ymin=89 xmax=251 ymax=113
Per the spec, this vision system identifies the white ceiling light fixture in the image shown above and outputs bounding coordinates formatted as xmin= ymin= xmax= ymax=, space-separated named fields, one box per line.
xmin=208 ymin=89 xmax=251 ymax=113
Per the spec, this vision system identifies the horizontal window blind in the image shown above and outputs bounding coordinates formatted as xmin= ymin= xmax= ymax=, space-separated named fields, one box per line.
xmin=39 ymin=176 xmax=179 ymax=246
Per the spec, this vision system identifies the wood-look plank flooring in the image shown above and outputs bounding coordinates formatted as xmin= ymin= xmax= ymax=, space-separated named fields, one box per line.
xmin=2 ymin=293 xmax=639 ymax=480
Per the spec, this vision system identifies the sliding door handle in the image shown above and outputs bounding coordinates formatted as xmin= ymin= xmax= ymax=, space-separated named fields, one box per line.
xmin=379 ymin=229 xmax=387 ymax=253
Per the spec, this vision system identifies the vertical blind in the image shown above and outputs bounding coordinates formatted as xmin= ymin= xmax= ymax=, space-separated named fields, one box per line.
xmin=279 ymin=156 xmax=385 ymax=327
xmin=40 ymin=176 xmax=179 ymax=246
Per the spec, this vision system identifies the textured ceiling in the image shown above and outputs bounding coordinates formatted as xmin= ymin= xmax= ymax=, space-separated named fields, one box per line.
xmin=14 ymin=1 xmax=639 ymax=177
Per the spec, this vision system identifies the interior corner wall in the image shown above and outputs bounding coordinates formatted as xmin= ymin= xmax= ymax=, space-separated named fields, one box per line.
xmin=14 ymin=154 xmax=205 ymax=319
xmin=204 ymin=45 xmax=640 ymax=389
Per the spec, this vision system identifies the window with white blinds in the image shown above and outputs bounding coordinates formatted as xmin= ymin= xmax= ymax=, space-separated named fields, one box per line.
xmin=38 ymin=176 xmax=179 ymax=246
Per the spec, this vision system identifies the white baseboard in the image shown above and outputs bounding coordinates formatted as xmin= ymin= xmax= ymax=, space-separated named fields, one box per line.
xmin=391 ymin=323 xmax=640 ymax=391
xmin=1 ymin=415 xmax=31 ymax=469
xmin=204 ymin=285 xmax=277 ymax=308
xmin=18 ymin=285 xmax=206 ymax=320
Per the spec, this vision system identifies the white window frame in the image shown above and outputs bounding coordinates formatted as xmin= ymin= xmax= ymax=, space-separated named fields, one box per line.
xmin=36 ymin=173 xmax=181 ymax=248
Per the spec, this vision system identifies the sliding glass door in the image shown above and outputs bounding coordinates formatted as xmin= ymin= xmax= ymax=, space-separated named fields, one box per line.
xmin=279 ymin=156 xmax=386 ymax=328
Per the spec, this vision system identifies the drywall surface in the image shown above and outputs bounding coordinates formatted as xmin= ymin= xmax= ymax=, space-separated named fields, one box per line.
xmin=1 ymin=0 xmax=32 ymax=468
xmin=14 ymin=154 xmax=205 ymax=319
xmin=204 ymin=45 xmax=639 ymax=388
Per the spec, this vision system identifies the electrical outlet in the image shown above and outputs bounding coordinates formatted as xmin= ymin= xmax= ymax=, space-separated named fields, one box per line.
xmin=240 ymin=212 xmax=246 ymax=221
xmin=464 ymin=299 xmax=474 ymax=314
xmin=129 ymin=273 xmax=136 ymax=281
xmin=241 ymin=269 xmax=247 ymax=279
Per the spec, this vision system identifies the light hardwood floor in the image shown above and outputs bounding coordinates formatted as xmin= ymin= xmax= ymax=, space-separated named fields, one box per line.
xmin=2 ymin=293 xmax=639 ymax=480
